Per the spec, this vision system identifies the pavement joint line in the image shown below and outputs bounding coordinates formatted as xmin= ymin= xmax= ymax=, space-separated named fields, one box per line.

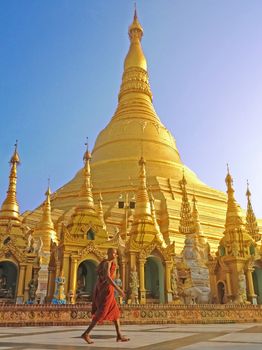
xmin=136 ymin=331 xmax=229 ymax=350
xmin=0 ymin=329 xmax=84 ymax=339
xmin=209 ymin=340 xmax=262 ymax=344
xmin=0 ymin=327 xmax=172 ymax=339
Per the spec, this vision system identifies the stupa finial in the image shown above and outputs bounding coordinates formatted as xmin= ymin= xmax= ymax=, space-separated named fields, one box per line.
xmin=77 ymin=140 xmax=95 ymax=211
xmin=133 ymin=157 xmax=151 ymax=219
xmin=245 ymin=181 xmax=260 ymax=242
xmin=83 ymin=136 xmax=91 ymax=162
xmin=224 ymin=166 xmax=244 ymax=230
xmin=246 ymin=179 xmax=251 ymax=199
xmin=0 ymin=141 xmax=21 ymax=221
xmin=36 ymin=180 xmax=57 ymax=245
xmin=179 ymin=173 xmax=194 ymax=235
xmin=192 ymin=195 xmax=202 ymax=235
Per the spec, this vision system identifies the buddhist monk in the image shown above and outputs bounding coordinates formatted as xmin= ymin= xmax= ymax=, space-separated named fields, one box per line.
xmin=81 ymin=248 xmax=130 ymax=344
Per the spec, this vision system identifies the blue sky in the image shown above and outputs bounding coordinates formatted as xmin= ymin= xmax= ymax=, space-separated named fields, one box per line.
xmin=0 ymin=0 xmax=262 ymax=217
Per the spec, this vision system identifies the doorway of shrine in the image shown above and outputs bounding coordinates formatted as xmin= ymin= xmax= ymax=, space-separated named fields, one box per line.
xmin=217 ymin=281 xmax=226 ymax=304
xmin=76 ymin=259 xmax=98 ymax=302
xmin=253 ymin=267 xmax=262 ymax=304
xmin=145 ymin=256 xmax=165 ymax=304
xmin=0 ymin=261 xmax=18 ymax=303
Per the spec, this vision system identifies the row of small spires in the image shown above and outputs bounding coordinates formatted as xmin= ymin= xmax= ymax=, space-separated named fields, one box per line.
xmin=0 ymin=142 xmax=259 ymax=242
xmin=179 ymin=168 xmax=260 ymax=242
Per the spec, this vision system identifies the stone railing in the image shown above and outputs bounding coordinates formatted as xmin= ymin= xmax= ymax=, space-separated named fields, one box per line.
xmin=0 ymin=304 xmax=262 ymax=326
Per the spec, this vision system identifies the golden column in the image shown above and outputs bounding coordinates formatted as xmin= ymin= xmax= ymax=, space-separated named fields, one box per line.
xmin=246 ymin=267 xmax=257 ymax=304
xmin=210 ymin=274 xmax=218 ymax=303
xmin=139 ymin=258 xmax=146 ymax=304
xmin=16 ymin=264 xmax=26 ymax=303
xmin=24 ymin=262 xmax=33 ymax=302
xmin=165 ymin=261 xmax=173 ymax=303
xmin=69 ymin=257 xmax=78 ymax=303
xmin=121 ymin=256 xmax=126 ymax=292
xmin=225 ymin=271 xmax=232 ymax=299
xmin=46 ymin=266 xmax=56 ymax=301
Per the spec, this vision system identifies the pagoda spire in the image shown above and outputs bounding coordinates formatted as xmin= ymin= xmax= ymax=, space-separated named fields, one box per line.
xmin=224 ymin=164 xmax=245 ymax=230
xmin=192 ymin=194 xmax=202 ymax=235
xmin=37 ymin=180 xmax=54 ymax=231
xmin=97 ymin=192 xmax=106 ymax=230
xmin=76 ymin=140 xmax=95 ymax=212
xmin=133 ymin=157 xmax=151 ymax=220
xmin=117 ymin=7 xmax=153 ymax=104
xmin=35 ymin=180 xmax=57 ymax=249
xmin=0 ymin=141 xmax=20 ymax=221
xmin=149 ymin=190 xmax=166 ymax=247
xmin=245 ymin=181 xmax=260 ymax=242
xmin=179 ymin=172 xmax=195 ymax=235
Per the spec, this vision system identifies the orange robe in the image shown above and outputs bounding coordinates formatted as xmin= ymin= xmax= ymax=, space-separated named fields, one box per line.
xmin=91 ymin=260 xmax=120 ymax=322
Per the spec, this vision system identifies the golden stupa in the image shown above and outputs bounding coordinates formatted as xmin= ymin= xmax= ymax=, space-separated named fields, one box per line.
xmin=1 ymin=9 xmax=262 ymax=307
xmin=31 ymin=10 xmax=229 ymax=252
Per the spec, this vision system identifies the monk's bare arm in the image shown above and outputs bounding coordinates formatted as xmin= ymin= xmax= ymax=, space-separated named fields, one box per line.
xmin=105 ymin=261 xmax=124 ymax=296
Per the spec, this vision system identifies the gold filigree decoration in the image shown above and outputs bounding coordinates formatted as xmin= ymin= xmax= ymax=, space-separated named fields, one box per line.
xmin=78 ymin=241 xmax=105 ymax=261
xmin=138 ymin=239 xmax=171 ymax=261
xmin=62 ymin=224 xmax=78 ymax=243
xmin=0 ymin=240 xmax=26 ymax=263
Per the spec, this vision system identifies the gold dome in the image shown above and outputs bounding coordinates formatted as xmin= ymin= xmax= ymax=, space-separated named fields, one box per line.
xmin=90 ymin=10 xmax=202 ymax=186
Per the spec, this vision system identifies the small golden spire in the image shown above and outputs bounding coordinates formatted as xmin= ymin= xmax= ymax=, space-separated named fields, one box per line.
xmin=246 ymin=180 xmax=251 ymax=199
xmin=224 ymin=165 xmax=244 ymax=230
xmin=149 ymin=189 xmax=167 ymax=248
xmin=35 ymin=180 xmax=57 ymax=250
xmin=97 ymin=192 xmax=106 ymax=230
xmin=192 ymin=195 xmax=202 ymax=235
xmin=179 ymin=173 xmax=195 ymax=235
xmin=77 ymin=140 xmax=95 ymax=211
xmin=245 ymin=181 xmax=260 ymax=242
xmin=133 ymin=157 xmax=151 ymax=219
xmin=0 ymin=141 xmax=20 ymax=221
xmin=38 ymin=179 xmax=54 ymax=231
xmin=225 ymin=163 xmax=233 ymax=191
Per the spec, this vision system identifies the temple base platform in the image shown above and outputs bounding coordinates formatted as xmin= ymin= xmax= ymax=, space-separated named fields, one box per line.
xmin=1 ymin=304 xmax=262 ymax=326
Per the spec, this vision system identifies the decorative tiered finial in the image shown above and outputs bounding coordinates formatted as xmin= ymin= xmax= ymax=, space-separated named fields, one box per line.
xmin=35 ymin=179 xmax=57 ymax=250
xmin=41 ymin=179 xmax=54 ymax=229
xmin=224 ymin=166 xmax=245 ymax=231
xmin=246 ymin=180 xmax=251 ymax=198
xmin=133 ymin=157 xmax=151 ymax=219
xmin=225 ymin=163 xmax=233 ymax=190
xmin=83 ymin=137 xmax=91 ymax=162
xmin=0 ymin=141 xmax=21 ymax=220
xmin=149 ymin=188 xmax=167 ymax=247
xmin=245 ymin=181 xmax=260 ymax=242
xmin=192 ymin=194 xmax=202 ymax=235
xmin=179 ymin=173 xmax=194 ymax=235
xmin=128 ymin=3 xmax=143 ymax=41
xmin=46 ymin=178 xmax=51 ymax=197
xmin=10 ymin=140 xmax=20 ymax=164
xmin=76 ymin=140 xmax=95 ymax=211
xmin=97 ymin=192 xmax=106 ymax=230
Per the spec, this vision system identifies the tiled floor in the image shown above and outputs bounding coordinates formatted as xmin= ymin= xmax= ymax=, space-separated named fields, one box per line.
xmin=0 ymin=323 xmax=261 ymax=349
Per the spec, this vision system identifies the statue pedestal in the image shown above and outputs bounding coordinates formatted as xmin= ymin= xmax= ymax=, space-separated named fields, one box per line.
xmin=166 ymin=292 xmax=173 ymax=303
xmin=139 ymin=290 xmax=146 ymax=304
xmin=36 ymin=263 xmax=49 ymax=304
xmin=249 ymin=295 xmax=257 ymax=305
xmin=16 ymin=296 xmax=23 ymax=304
